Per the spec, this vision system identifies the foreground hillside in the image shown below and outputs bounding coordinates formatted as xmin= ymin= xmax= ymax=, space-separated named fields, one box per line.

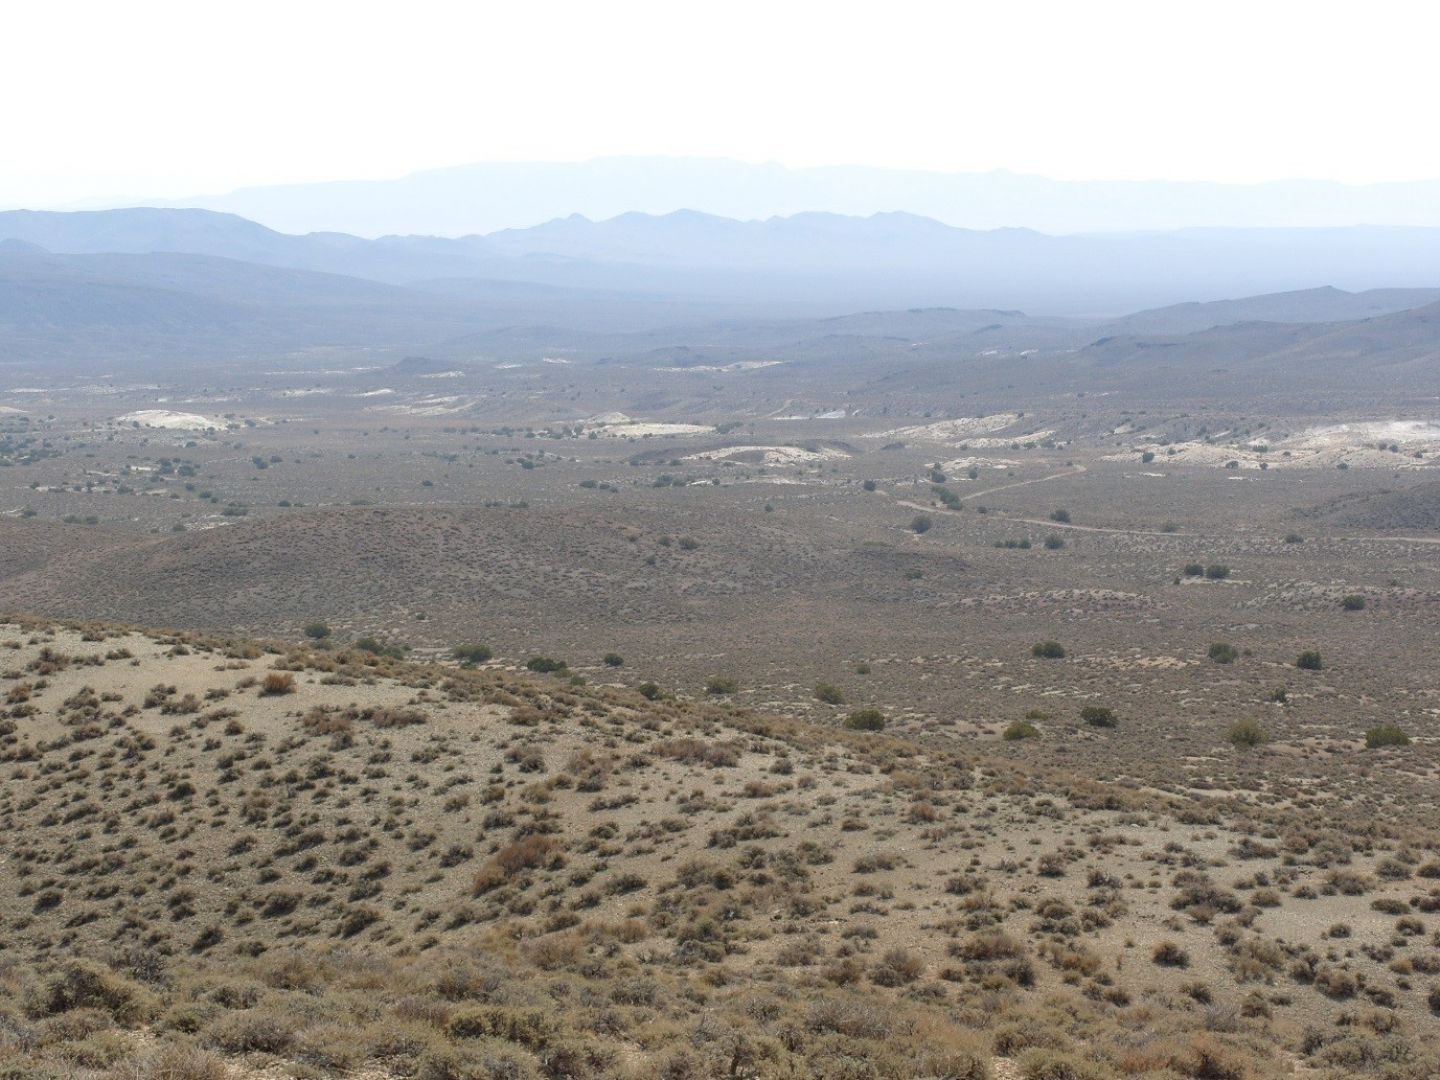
xmin=1 ymin=619 xmax=1438 ymax=1079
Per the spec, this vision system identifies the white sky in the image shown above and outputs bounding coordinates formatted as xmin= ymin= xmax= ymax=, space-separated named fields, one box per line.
xmin=3 ymin=0 xmax=1438 ymax=207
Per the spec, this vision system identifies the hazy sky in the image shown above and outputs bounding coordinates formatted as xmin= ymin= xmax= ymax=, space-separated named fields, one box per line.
xmin=5 ymin=0 xmax=1438 ymax=207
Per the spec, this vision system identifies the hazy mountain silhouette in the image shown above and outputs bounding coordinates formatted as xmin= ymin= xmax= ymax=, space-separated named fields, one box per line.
xmin=98 ymin=157 xmax=1440 ymax=237
xmin=4 ymin=207 xmax=1439 ymax=316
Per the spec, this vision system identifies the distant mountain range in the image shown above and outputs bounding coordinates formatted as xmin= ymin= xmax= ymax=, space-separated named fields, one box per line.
xmin=1 ymin=206 xmax=1437 ymax=384
xmin=63 ymin=157 xmax=1440 ymax=238
xmin=3 ymin=207 xmax=1439 ymax=316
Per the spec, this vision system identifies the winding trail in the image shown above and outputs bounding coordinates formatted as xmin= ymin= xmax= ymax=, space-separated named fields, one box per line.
xmin=891 ymin=464 xmax=1086 ymax=515
xmin=957 ymin=463 xmax=1087 ymax=502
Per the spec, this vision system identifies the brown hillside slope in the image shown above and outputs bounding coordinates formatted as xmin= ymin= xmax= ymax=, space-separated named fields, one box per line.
xmin=0 ymin=619 xmax=1436 ymax=1078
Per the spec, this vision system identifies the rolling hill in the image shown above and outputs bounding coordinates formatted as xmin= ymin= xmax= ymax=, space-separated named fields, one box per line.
xmin=0 ymin=247 xmax=506 ymax=364
xmin=1081 ymin=300 xmax=1440 ymax=387
xmin=1098 ymin=286 xmax=1440 ymax=337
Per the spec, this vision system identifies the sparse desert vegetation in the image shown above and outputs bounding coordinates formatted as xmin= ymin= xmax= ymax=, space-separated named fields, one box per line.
xmin=0 ymin=619 xmax=1437 ymax=1078
xmin=2 ymin=256 xmax=1440 ymax=1079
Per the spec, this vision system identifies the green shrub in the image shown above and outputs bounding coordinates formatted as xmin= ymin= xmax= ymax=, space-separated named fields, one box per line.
xmin=932 ymin=484 xmax=961 ymax=509
xmin=1004 ymin=720 xmax=1040 ymax=741
xmin=910 ymin=514 xmax=933 ymax=534
xmin=862 ymin=479 xmax=877 ymax=491
xmin=525 ymin=656 xmax=567 ymax=673
xmin=451 ymin=644 xmax=493 ymax=666
xmin=1204 ymin=564 xmax=1231 ymax=580
xmin=704 ymin=676 xmax=738 ymax=695
xmin=1032 ymin=641 xmax=1066 ymax=659
xmin=814 ymin=682 xmax=845 ymax=705
xmin=844 ymin=709 xmax=886 ymax=732
xmin=1080 ymin=706 xmax=1116 ymax=728
xmin=1341 ymin=594 xmax=1366 ymax=611
xmin=637 ymin=682 xmax=662 ymax=700
xmin=1296 ymin=650 xmax=1322 ymax=671
xmin=1207 ymin=642 xmax=1239 ymax=664
xmin=602 ymin=652 xmax=624 ymax=667
xmin=1365 ymin=724 xmax=1410 ymax=748
xmin=302 ymin=622 xmax=331 ymax=639
xmin=1228 ymin=718 xmax=1266 ymax=748
xmin=1182 ymin=563 xmax=1205 ymax=577
xmin=1049 ymin=509 xmax=1071 ymax=523
xmin=1044 ymin=535 xmax=1065 ymax=549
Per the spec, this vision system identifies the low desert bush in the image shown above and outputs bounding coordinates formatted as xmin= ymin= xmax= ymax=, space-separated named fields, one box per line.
xmin=1227 ymin=719 xmax=1266 ymax=749
xmin=472 ymin=835 xmax=563 ymax=894
xmin=844 ymin=709 xmax=886 ymax=732
xmin=1207 ymin=642 xmax=1238 ymax=664
xmin=1019 ymin=1048 xmax=1117 ymax=1080
xmin=451 ymin=644 xmax=493 ymax=666
xmin=869 ymin=947 xmax=925 ymax=987
xmin=108 ymin=1045 xmax=231 ymax=1080
xmin=259 ymin=672 xmax=296 ymax=696
xmin=1365 ymin=724 xmax=1409 ymax=748
xmin=25 ymin=961 xmax=157 ymax=1025
xmin=1152 ymin=940 xmax=1190 ymax=967
xmin=446 ymin=1005 xmax=556 ymax=1049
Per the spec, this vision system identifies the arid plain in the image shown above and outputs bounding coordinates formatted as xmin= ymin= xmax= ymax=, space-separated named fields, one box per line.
xmin=2 ymin=346 xmax=1440 ymax=1077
